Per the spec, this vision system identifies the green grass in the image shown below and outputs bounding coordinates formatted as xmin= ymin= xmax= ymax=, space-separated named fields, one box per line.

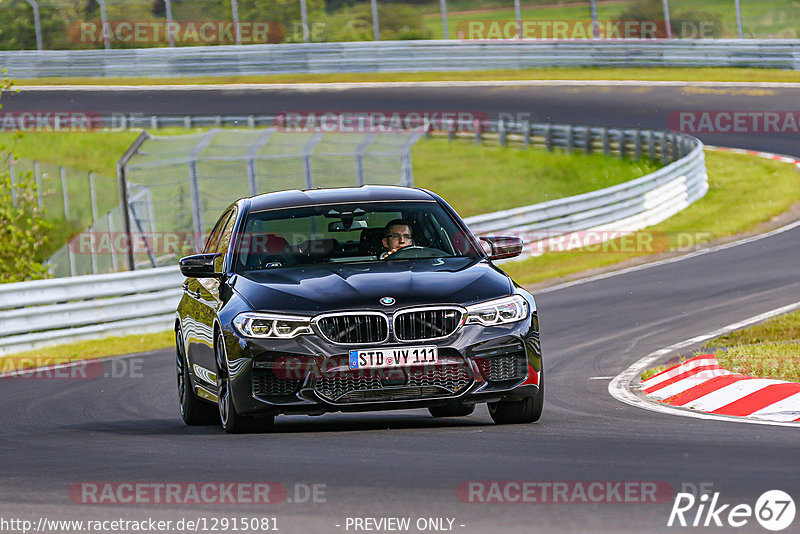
xmin=0 ymin=330 xmax=175 ymax=372
xmin=502 ymin=149 xmax=800 ymax=285
xmin=410 ymin=138 xmax=660 ymax=217
xmin=707 ymin=309 xmax=800 ymax=382
xmin=642 ymin=310 xmax=800 ymax=383
xmin=705 ymin=310 xmax=800 ymax=346
xmin=716 ymin=342 xmax=800 ymax=383
xmin=15 ymin=67 xmax=800 ymax=86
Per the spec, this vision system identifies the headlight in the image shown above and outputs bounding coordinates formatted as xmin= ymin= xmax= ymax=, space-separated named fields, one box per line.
xmin=232 ymin=312 xmax=313 ymax=339
xmin=465 ymin=295 xmax=528 ymax=326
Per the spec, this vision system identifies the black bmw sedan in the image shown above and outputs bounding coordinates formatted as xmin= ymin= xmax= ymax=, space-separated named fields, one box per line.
xmin=176 ymin=186 xmax=542 ymax=433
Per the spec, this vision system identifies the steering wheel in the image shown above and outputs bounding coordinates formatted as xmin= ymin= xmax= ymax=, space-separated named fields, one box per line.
xmin=384 ymin=246 xmax=447 ymax=259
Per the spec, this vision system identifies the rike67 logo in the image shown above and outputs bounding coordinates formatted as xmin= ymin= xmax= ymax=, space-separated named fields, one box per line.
xmin=668 ymin=490 xmax=796 ymax=531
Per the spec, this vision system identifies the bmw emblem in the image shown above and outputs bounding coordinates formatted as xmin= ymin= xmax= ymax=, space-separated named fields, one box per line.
xmin=380 ymin=296 xmax=395 ymax=306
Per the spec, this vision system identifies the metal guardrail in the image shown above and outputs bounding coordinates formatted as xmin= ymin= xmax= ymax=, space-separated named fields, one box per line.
xmin=0 ymin=266 xmax=182 ymax=355
xmin=3 ymin=40 xmax=800 ymax=78
xmin=0 ymin=119 xmax=705 ymax=355
xmin=463 ymin=125 xmax=707 ymax=259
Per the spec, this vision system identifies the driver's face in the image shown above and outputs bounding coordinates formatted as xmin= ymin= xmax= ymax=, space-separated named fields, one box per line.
xmin=383 ymin=224 xmax=413 ymax=251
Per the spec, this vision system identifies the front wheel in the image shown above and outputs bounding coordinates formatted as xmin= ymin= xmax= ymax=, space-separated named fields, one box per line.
xmin=488 ymin=368 xmax=544 ymax=425
xmin=176 ymin=328 xmax=218 ymax=426
xmin=215 ymin=332 xmax=274 ymax=434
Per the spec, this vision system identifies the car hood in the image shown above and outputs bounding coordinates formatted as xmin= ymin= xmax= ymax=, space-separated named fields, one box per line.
xmin=232 ymin=257 xmax=512 ymax=315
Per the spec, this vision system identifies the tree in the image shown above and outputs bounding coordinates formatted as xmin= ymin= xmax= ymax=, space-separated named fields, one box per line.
xmin=0 ymin=72 xmax=53 ymax=282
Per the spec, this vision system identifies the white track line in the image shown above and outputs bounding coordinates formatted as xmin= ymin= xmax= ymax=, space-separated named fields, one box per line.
xmin=608 ymin=300 xmax=800 ymax=428
xmin=17 ymin=80 xmax=800 ymax=92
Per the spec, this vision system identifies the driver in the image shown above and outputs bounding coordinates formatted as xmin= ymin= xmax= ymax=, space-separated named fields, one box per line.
xmin=380 ymin=219 xmax=414 ymax=259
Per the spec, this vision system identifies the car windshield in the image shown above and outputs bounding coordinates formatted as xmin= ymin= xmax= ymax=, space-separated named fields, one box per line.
xmin=234 ymin=201 xmax=481 ymax=272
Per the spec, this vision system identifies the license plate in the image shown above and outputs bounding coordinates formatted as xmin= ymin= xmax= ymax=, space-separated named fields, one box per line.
xmin=348 ymin=346 xmax=438 ymax=370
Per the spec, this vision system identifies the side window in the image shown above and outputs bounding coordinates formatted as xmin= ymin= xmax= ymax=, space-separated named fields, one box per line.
xmin=203 ymin=211 xmax=232 ymax=253
xmin=216 ymin=209 xmax=238 ymax=256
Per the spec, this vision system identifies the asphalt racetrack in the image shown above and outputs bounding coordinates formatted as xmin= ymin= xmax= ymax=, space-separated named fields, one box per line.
xmin=1 ymin=83 xmax=799 ymax=533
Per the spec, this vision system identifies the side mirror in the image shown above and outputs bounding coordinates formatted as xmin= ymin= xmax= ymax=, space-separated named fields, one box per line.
xmin=179 ymin=253 xmax=224 ymax=278
xmin=480 ymin=236 xmax=523 ymax=260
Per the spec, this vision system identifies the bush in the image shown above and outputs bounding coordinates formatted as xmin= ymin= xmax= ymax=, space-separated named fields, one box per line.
xmin=0 ymin=171 xmax=53 ymax=282
xmin=0 ymin=74 xmax=53 ymax=283
xmin=322 ymin=3 xmax=431 ymax=41
xmin=618 ymin=0 xmax=723 ymax=39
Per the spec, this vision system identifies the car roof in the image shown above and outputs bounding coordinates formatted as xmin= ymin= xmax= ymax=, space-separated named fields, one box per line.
xmin=246 ymin=185 xmax=436 ymax=212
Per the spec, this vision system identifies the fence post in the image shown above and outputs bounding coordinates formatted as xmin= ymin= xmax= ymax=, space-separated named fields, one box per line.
xmin=24 ymin=0 xmax=43 ymax=50
xmin=165 ymin=0 xmax=175 ymax=47
xmin=33 ymin=160 xmax=42 ymax=210
xmin=60 ymin=166 xmax=70 ymax=219
xmin=439 ymin=0 xmax=449 ymax=39
xmin=566 ymin=125 xmax=574 ymax=153
xmin=354 ymin=133 xmax=376 ymax=187
xmin=184 ymin=116 xmax=191 ymax=129
xmin=544 ymin=123 xmax=553 ymax=151
xmin=660 ymin=132 xmax=669 ymax=164
xmin=230 ymin=0 xmax=242 ymax=45
xmin=671 ymin=133 xmax=680 ymax=161
xmin=618 ymin=130 xmax=627 ymax=159
xmin=301 ymin=132 xmax=323 ymax=190
xmin=584 ymin=126 xmax=592 ymax=154
xmin=67 ymin=239 xmax=76 ymax=276
xmin=523 ymin=121 xmax=531 ymax=148
xmin=9 ymin=156 xmax=17 ymax=205
xmin=188 ymin=162 xmax=204 ymax=249
xmin=151 ymin=116 xmax=158 ymax=130
xmin=96 ymin=0 xmax=111 ymax=50
xmin=472 ymin=118 xmax=481 ymax=144
xmin=104 ymin=211 xmax=117 ymax=271
xmin=299 ymin=0 xmax=310 ymax=43
xmin=499 ymin=120 xmax=507 ymax=147
xmin=371 ymin=0 xmax=380 ymax=41
xmin=89 ymin=172 xmax=99 ymax=222
xmin=647 ymin=131 xmax=656 ymax=161
xmin=602 ymin=128 xmax=610 ymax=156
xmin=634 ymin=129 xmax=643 ymax=160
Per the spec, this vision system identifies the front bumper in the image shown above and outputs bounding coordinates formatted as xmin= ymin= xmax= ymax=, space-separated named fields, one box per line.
xmin=214 ymin=314 xmax=541 ymax=417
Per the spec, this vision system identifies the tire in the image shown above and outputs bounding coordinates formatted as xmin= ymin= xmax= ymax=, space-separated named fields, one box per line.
xmin=215 ymin=332 xmax=274 ymax=434
xmin=428 ymin=404 xmax=476 ymax=418
xmin=176 ymin=328 xmax=218 ymax=426
xmin=488 ymin=368 xmax=544 ymax=425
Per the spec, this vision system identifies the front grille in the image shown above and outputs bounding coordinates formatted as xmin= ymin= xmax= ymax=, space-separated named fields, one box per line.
xmin=393 ymin=308 xmax=463 ymax=341
xmin=252 ymin=368 xmax=302 ymax=398
xmin=475 ymin=352 xmax=528 ymax=383
xmin=316 ymin=313 xmax=388 ymax=344
xmin=314 ymin=361 xmax=472 ymax=404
